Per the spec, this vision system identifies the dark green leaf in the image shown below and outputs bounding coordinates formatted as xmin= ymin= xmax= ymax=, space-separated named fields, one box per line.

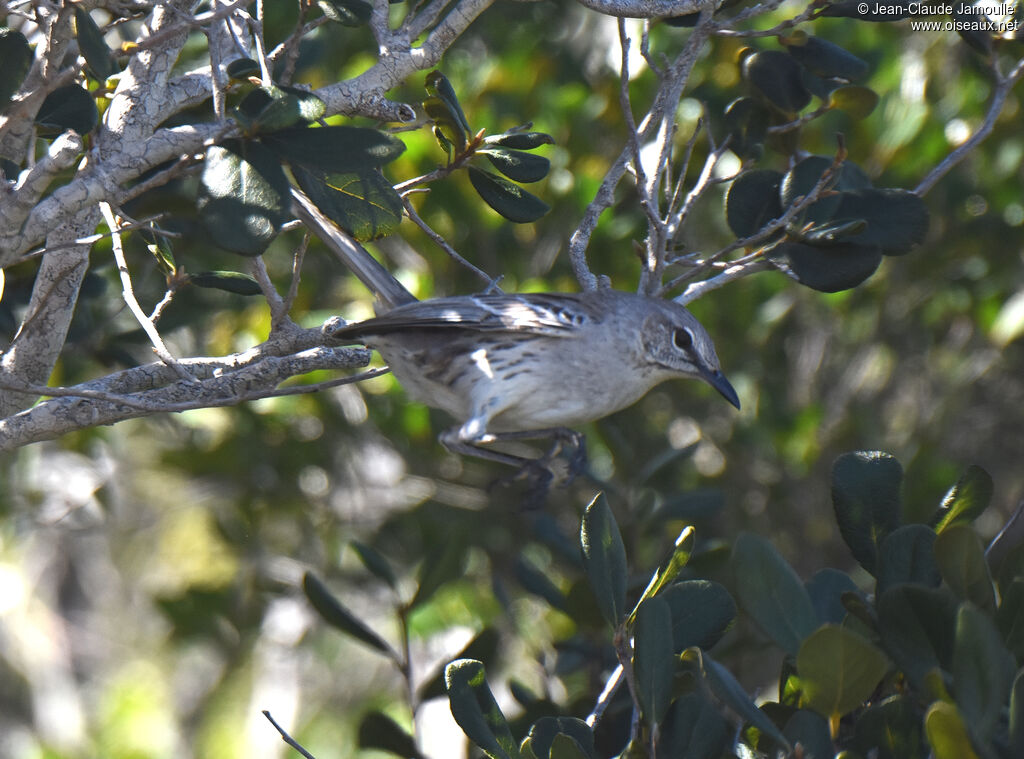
xmin=262 ymin=125 xmax=405 ymax=173
xmin=731 ymin=532 xmax=817 ymax=655
xmin=877 ymin=585 xmax=958 ymax=688
xmin=934 ymin=525 xmax=996 ymax=613
xmin=723 ymin=96 xmax=769 ymax=160
xmin=924 ymin=702 xmax=980 ymax=759
xmin=521 ymin=717 xmax=594 ymax=759
xmin=997 ymin=578 xmax=1024 ymax=661
xmin=780 ymin=156 xmax=872 ymax=217
xmin=409 ymin=538 xmax=467 ymax=609
xmin=426 ymin=70 xmax=471 ymax=136
xmin=197 ymin=141 xmax=291 ymax=256
xmin=742 ymin=50 xmax=812 ymax=113
xmin=725 ymin=169 xmax=784 ymax=239
xmin=302 ymin=572 xmax=394 ymax=655
xmin=831 ymin=451 xmax=903 ymax=575
xmin=358 ymin=711 xmax=422 ymax=759
xmin=952 ymin=603 xmax=1015 ymax=740
xmin=579 ymin=493 xmax=628 ymax=627
xmin=233 ymin=84 xmax=325 ymax=134
xmin=0 ymin=29 xmax=33 ymax=105
xmin=778 ymin=240 xmax=883 ymax=293
xmin=932 ymin=466 xmax=994 ymax=532
xmin=225 ymin=57 xmax=260 ymax=80
xmin=293 ymin=166 xmax=403 ymax=242
xmin=633 ymin=597 xmax=674 ymax=726
xmin=35 ymin=84 xmax=99 ymax=136
xmin=74 ymin=8 xmax=114 ymax=81
xmin=658 ymin=691 xmax=729 ymax=759
xmin=783 ymin=36 xmax=869 ymax=81
xmin=794 ymin=218 xmax=869 ymax=246
xmin=876 ymin=524 xmax=940 ymax=595
xmin=696 ymin=650 xmax=791 ymax=750
xmin=805 ymin=568 xmax=859 ymax=625
xmin=661 ymin=580 xmax=736 ymax=652
xmin=484 ymin=132 xmax=555 ymax=150
xmin=852 ymin=695 xmax=924 ymax=759
xmin=797 ymin=624 xmax=890 ymax=718
xmin=189 ymin=271 xmax=262 ymax=296
xmin=318 ymin=0 xmax=373 ymax=26
xmin=1010 ymin=670 xmax=1024 ymax=756
xmin=445 ymin=659 xmax=519 ymax=759
xmin=783 ymin=710 xmax=834 ymax=759
xmin=480 ymin=148 xmax=550 ymax=184
xmin=832 ymin=189 xmax=929 ymax=256
xmin=351 ymin=540 xmax=398 ymax=589
xmin=468 ymin=167 xmax=550 ymax=223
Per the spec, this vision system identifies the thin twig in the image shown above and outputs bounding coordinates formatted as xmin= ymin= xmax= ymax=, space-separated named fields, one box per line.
xmin=587 ymin=663 xmax=625 ymax=727
xmin=401 ymin=196 xmax=500 ymax=290
xmin=282 ymin=235 xmax=309 ymax=317
xmin=100 ymin=202 xmax=199 ymax=384
xmin=263 ymin=711 xmax=318 ymax=759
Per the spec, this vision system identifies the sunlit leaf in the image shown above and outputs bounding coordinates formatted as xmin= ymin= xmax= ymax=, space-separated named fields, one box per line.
xmin=445 ymin=659 xmax=519 ymax=759
xmin=796 ymin=624 xmax=890 ymax=719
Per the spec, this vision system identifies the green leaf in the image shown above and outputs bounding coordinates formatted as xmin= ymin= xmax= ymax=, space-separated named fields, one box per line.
xmin=262 ymin=125 xmax=406 ymax=173
xmin=633 ymin=597 xmax=674 ymax=726
xmin=188 ymin=271 xmax=263 ymax=296
xmin=951 ymin=603 xmax=1016 ymax=741
xmin=832 ymin=189 xmax=929 ymax=256
xmin=350 ymin=540 xmax=398 ymax=589
xmin=796 ymin=624 xmax=890 ymax=719
xmin=694 ymin=650 xmax=791 ymax=750
xmin=997 ymin=578 xmax=1024 ymax=661
xmin=1010 ymin=670 xmax=1024 ymax=756
xmin=293 ymin=166 xmax=403 ymax=242
xmin=409 ymin=539 xmax=467 ymax=609
xmin=358 ymin=711 xmax=422 ymax=759
xmin=468 ymin=167 xmax=550 ymax=223
xmin=876 ymin=523 xmax=940 ymax=595
xmin=778 ymin=240 xmax=883 ymax=293
xmin=548 ymin=734 xmax=588 ymax=759
xmin=579 ymin=493 xmax=628 ymax=627
xmin=233 ymin=84 xmax=325 ymax=134
xmin=831 ymin=451 xmax=903 ymax=575
xmin=74 ymin=8 xmax=115 ymax=81
xmin=723 ymin=96 xmax=770 ymax=160
xmin=0 ymin=29 xmax=33 ymax=106
xmin=780 ymin=155 xmax=872 ymax=219
xmin=782 ymin=710 xmax=834 ymax=759
xmin=424 ymin=96 xmax=467 ymax=154
xmin=932 ymin=466 xmax=994 ymax=532
xmin=725 ymin=169 xmax=784 ymax=239
xmin=225 ymin=57 xmax=260 ymax=80
xmin=426 ymin=70 xmax=471 ymax=137
xmin=35 ymin=84 xmax=99 ymax=136
xmin=521 ymin=717 xmax=594 ymax=759
xmin=852 ymin=695 xmax=923 ymax=759
xmin=634 ymin=525 xmax=695 ymax=608
xmin=742 ymin=50 xmax=812 ymax=113
xmin=876 ymin=585 xmax=958 ymax=688
xmin=317 ymin=0 xmax=373 ymax=26
xmin=783 ymin=36 xmax=869 ymax=81
xmin=480 ymin=148 xmax=550 ymax=184
xmin=197 ymin=141 xmax=291 ymax=256
xmin=445 ymin=659 xmax=519 ymax=759
xmin=805 ymin=568 xmax=859 ymax=624
xmin=924 ymin=702 xmax=980 ymax=759
xmin=660 ymin=580 xmax=736 ymax=652
xmin=934 ymin=524 xmax=996 ymax=613
xmin=731 ymin=532 xmax=817 ymax=655
xmin=658 ymin=692 xmax=729 ymax=759
xmin=484 ymin=132 xmax=555 ymax=150
xmin=514 ymin=555 xmax=567 ymax=611
xmin=828 ymin=85 xmax=880 ymax=120
xmin=302 ymin=572 xmax=394 ymax=656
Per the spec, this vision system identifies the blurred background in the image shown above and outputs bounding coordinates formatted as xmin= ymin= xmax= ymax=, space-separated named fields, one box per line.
xmin=1 ymin=2 xmax=1022 ymax=757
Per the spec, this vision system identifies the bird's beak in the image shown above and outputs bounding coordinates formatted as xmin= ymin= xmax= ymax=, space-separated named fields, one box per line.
xmin=701 ymin=368 xmax=741 ymax=410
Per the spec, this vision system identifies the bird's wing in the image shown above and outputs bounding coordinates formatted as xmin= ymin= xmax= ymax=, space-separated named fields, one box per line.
xmin=332 ymin=293 xmax=602 ymax=339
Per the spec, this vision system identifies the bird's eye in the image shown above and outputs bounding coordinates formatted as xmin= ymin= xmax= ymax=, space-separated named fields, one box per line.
xmin=673 ymin=328 xmax=694 ymax=351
